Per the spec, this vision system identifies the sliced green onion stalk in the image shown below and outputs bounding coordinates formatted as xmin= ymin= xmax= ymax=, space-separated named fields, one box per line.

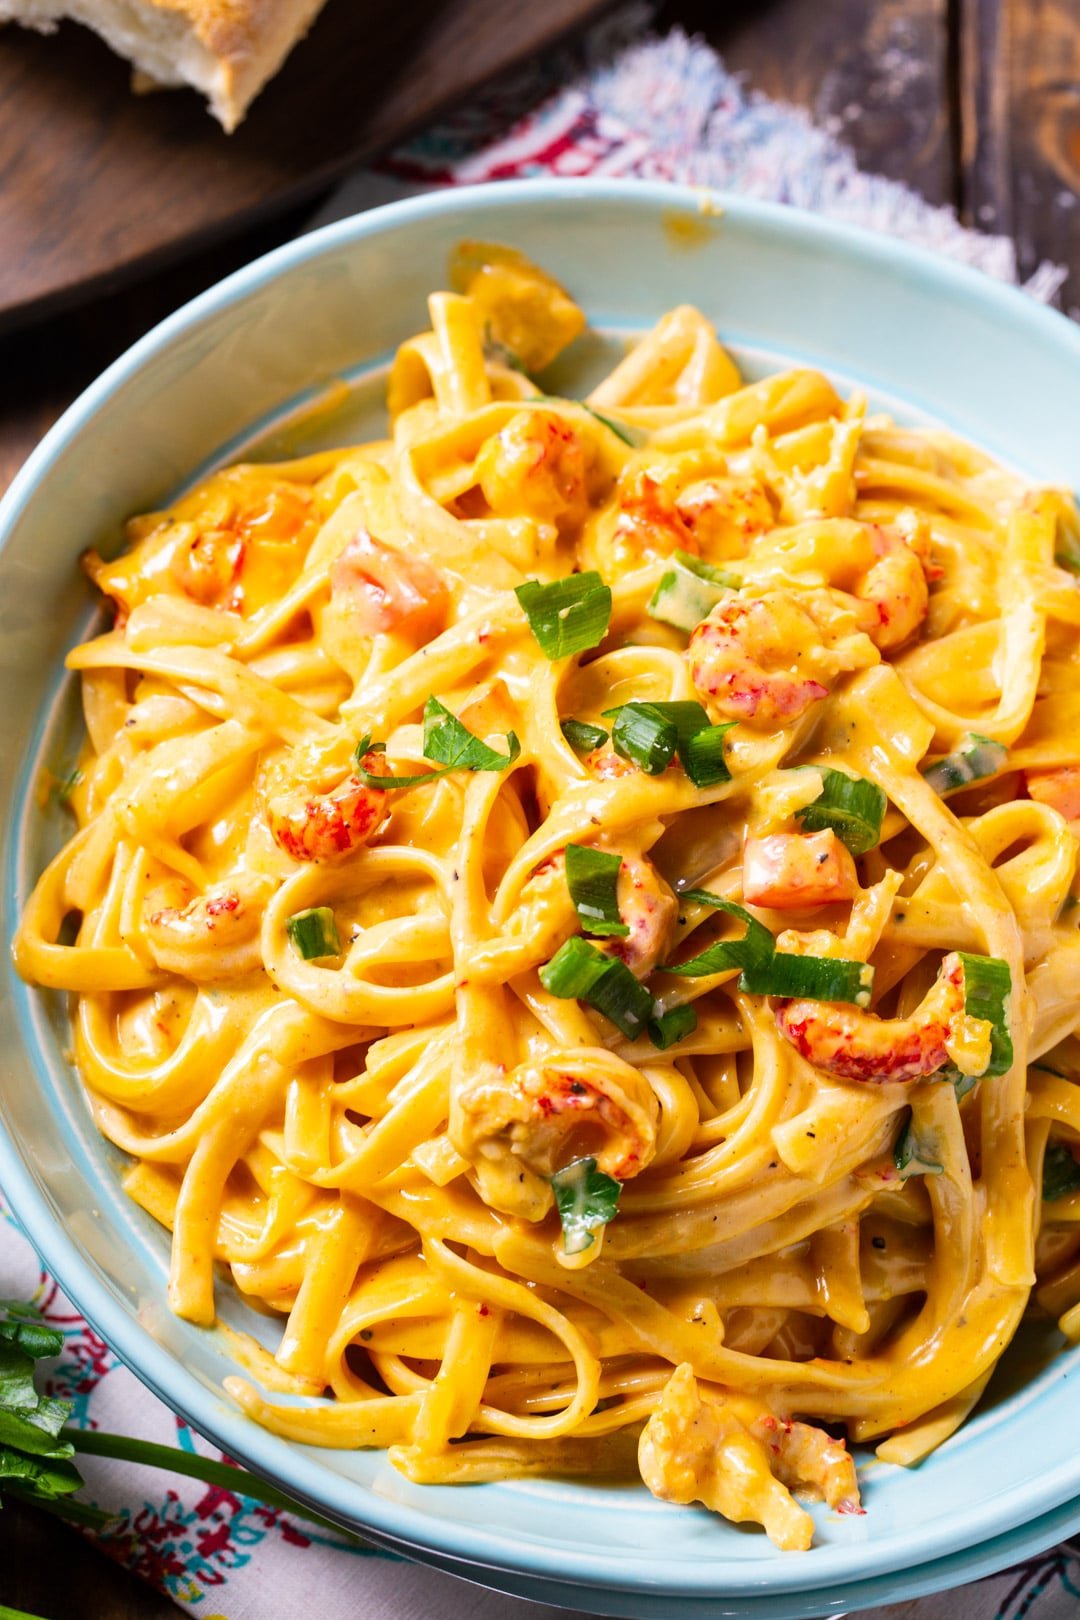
xmin=647 ymin=551 xmax=738 ymax=634
xmin=1043 ymin=1138 xmax=1080 ymax=1201
xmin=894 ymin=1111 xmax=944 ymax=1179
xmin=647 ymin=1003 xmax=698 ymax=1050
xmin=1054 ymin=503 xmax=1080 ymax=573
xmin=661 ymin=889 xmax=873 ymax=1006
xmin=601 ymin=698 xmax=725 ymax=782
xmin=681 ymin=722 xmax=736 ymax=788
xmin=564 ymin=844 xmax=629 ymax=938
xmin=739 ymin=952 xmax=875 ymax=1007
xmin=549 ymin=1156 xmax=622 ymax=1254
xmin=947 ymin=1068 xmax=981 ymax=1103
xmin=663 ymin=892 xmax=775 ymax=979
xmin=794 ymin=768 xmax=887 ymax=856
xmin=582 ymin=403 xmax=645 ymax=447
xmin=956 ymin=952 xmax=1013 ymax=1077
xmin=923 ymin=733 xmax=1008 ymax=796
xmin=539 ymin=936 xmax=655 ymax=1041
xmin=560 ymin=718 xmax=609 ymax=753
xmin=515 ymin=572 xmax=613 ymax=660
xmin=285 ymin=906 xmax=341 ymax=961
xmin=55 ymin=767 xmax=82 ymax=808
xmin=354 ymin=700 xmax=520 ymax=789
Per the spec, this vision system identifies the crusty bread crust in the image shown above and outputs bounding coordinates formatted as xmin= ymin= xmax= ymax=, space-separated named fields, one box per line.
xmin=0 ymin=0 xmax=331 ymax=128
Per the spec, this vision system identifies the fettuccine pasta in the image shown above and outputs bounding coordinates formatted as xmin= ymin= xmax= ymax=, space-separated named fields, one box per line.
xmin=16 ymin=244 xmax=1080 ymax=1550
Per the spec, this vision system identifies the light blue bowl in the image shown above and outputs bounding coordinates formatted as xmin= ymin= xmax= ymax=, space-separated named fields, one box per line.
xmin=3 ymin=180 xmax=1080 ymax=1618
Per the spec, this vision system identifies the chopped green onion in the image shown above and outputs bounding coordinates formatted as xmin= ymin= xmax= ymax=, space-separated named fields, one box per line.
xmin=948 ymin=1069 xmax=981 ymax=1102
xmin=286 ymin=907 xmax=341 ymax=961
xmin=1055 ymin=505 xmax=1080 ymax=573
xmin=647 ymin=551 xmax=737 ymax=633
xmin=674 ymin=550 xmax=740 ymax=586
xmin=682 ymin=722 xmax=736 ymax=788
xmin=663 ymin=892 xmax=774 ymax=979
xmin=354 ymin=702 xmax=520 ymax=789
xmin=602 ymin=699 xmax=714 ymax=777
xmin=515 ymin=572 xmax=612 ymax=660
xmin=550 ymin=1156 xmax=622 ymax=1254
xmin=539 ymin=936 xmax=655 ymax=1040
xmin=1043 ymin=1139 xmax=1080 ymax=1201
xmin=582 ymin=404 xmax=644 ymax=447
xmin=561 ymin=718 xmax=609 ymax=753
xmin=483 ymin=323 xmax=531 ymax=376
xmin=565 ymin=844 xmax=629 ymax=937
xmin=604 ymin=701 xmax=680 ymax=775
xmin=923 ymin=734 xmax=1008 ymax=795
xmin=894 ymin=1111 xmax=944 ymax=1179
xmin=55 ymin=767 xmax=82 ymax=808
xmin=794 ymin=769 xmax=887 ymax=856
xmin=739 ymin=952 xmax=875 ymax=1006
xmin=647 ymin=1003 xmax=698 ymax=1050
xmin=661 ymin=888 xmax=873 ymax=1004
xmin=956 ymin=952 xmax=1013 ymax=1077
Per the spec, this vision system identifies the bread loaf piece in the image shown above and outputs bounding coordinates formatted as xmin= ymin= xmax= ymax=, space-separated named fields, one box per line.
xmin=0 ymin=0 xmax=331 ymax=130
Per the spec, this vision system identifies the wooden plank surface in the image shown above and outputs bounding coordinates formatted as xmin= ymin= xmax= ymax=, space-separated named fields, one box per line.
xmin=680 ymin=0 xmax=953 ymax=206
xmin=0 ymin=0 xmax=609 ymax=329
xmin=958 ymin=0 xmax=1080 ymax=312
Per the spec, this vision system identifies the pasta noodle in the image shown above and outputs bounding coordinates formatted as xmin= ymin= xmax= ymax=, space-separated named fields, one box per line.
xmin=16 ymin=244 xmax=1080 ymax=1551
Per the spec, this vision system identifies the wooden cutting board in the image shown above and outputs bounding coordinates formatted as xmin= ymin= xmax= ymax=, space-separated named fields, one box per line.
xmin=0 ymin=0 xmax=609 ymax=332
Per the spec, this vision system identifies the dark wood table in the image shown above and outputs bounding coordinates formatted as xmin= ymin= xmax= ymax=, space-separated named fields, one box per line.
xmin=3 ymin=0 xmax=1078 ymax=1613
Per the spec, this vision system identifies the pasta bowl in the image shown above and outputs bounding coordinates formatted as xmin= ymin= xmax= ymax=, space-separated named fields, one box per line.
xmin=3 ymin=179 xmax=1080 ymax=1616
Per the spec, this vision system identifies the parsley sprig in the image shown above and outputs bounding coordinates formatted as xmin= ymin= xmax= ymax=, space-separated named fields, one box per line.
xmin=0 ymin=1297 xmax=359 ymax=1588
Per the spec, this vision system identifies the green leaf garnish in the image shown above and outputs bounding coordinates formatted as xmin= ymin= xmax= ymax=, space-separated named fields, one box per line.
xmin=285 ymin=907 xmax=341 ymax=961
xmin=601 ymin=698 xmax=726 ymax=783
xmin=561 ymin=718 xmax=609 ymax=754
xmin=647 ymin=1003 xmax=698 ymax=1050
xmin=550 ymin=1156 xmax=622 ymax=1254
xmin=354 ymin=701 xmax=520 ymax=789
xmin=894 ymin=1110 xmax=944 ymax=1179
xmin=515 ymin=572 xmax=612 ymax=661
xmin=647 ymin=550 xmax=738 ymax=633
xmin=794 ymin=769 xmax=887 ymax=855
xmin=661 ymin=888 xmax=874 ymax=1006
xmin=956 ymin=952 xmax=1013 ymax=1077
xmin=923 ymin=734 xmax=1008 ymax=796
xmin=1043 ymin=1139 xmax=1080 ymax=1201
xmin=564 ymin=844 xmax=629 ymax=938
xmin=539 ymin=936 xmax=655 ymax=1040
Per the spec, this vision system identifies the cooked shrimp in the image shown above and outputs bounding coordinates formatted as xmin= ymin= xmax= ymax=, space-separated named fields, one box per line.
xmin=604 ymin=851 xmax=679 ymax=976
xmin=454 ymin=1048 xmax=658 ymax=1182
xmin=675 ymin=476 xmax=774 ymax=561
xmin=752 ymin=1413 xmax=862 ymax=1514
xmin=144 ymin=874 xmax=276 ymax=980
xmin=602 ymin=468 xmax=694 ymax=572
xmin=260 ymin=746 xmax=393 ymax=862
xmin=330 ymin=529 xmax=449 ymax=642
xmin=1027 ymin=765 xmax=1080 ymax=821
xmin=852 ymin=521 xmax=930 ymax=652
xmin=475 ymin=409 xmax=589 ymax=530
xmin=584 ymin=746 xmax=639 ymax=780
xmin=688 ymin=588 xmax=877 ymax=726
xmin=471 ymin=849 xmax=676 ymax=982
xmin=743 ymin=830 xmax=859 ymax=909
xmin=776 ymin=951 xmax=992 ymax=1084
xmin=170 ymin=527 xmax=244 ymax=610
xmin=639 ymin=1365 xmax=814 ymax=1552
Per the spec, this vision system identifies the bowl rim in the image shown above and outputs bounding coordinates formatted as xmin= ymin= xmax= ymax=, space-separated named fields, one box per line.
xmin=4 ymin=176 xmax=1080 ymax=1601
